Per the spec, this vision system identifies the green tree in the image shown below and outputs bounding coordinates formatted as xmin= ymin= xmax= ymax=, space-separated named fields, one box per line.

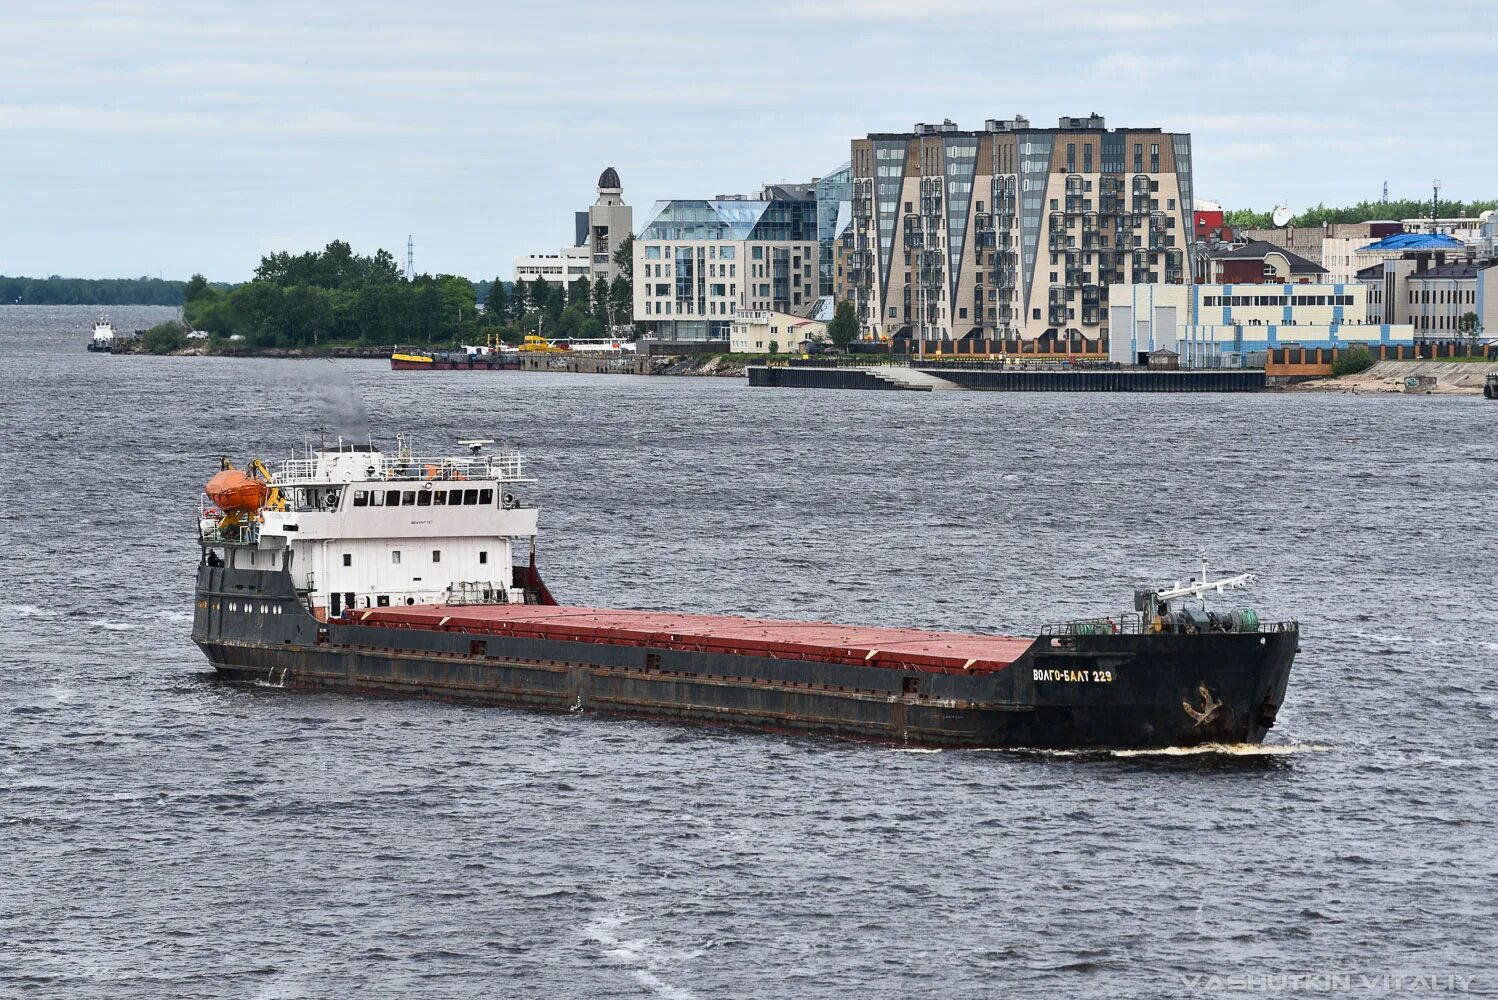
xmin=612 ymin=234 xmax=635 ymax=282
xmin=768 ymin=340 xmax=779 ymax=355
xmin=142 ymin=320 xmax=188 ymax=354
xmin=568 ymin=276 xmax=591 ymax=312
xmin=529 ymin=277 xmax=552 ymax=320
xmin=509 ymin=278 xmax=529 ymax=323
xmin=1331 ymin=345 xmax=1375 ymax=377
xmin=608 ymin=277 xmax=633 ymax=334
xmin=826 ymin=299 xmax=859 ymax=350
xmin=590 ymin=276 xmax=610 ymax=326
xmin=1457 ymin=311 xmax=1482 ymax=354
xmin=484 ymin=277 xmax=508 ymax=320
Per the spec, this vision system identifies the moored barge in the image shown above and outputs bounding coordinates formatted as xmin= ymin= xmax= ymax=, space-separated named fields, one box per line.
xmin=192 ymin=439 xmax=1299 ymax=749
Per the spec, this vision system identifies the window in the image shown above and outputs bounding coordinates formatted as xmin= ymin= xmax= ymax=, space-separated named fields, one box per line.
xmin=752 ymin=246 xmax=764 ymax=260
xmin=353 ymin=490 xmax=368 ymax=507
xmin=370 ymin=490 xmax=385 ymax=507
xmin=402 ymin=490 xmax=416 ymax=505
xmin=377 ymin=595 xmax=390 ymax=607
xmin=392 ymin=551 xmax=401 ymax=564
xmin=342 ymin=554 xmax=352 ymax=567
xmin=385 ymin=490 xmax=401 ymax=506
xmin=464 ymin=489 xmax=479 ymax=505
xmin=432 ymin=550 xmax=441 ymax=563
xmin=479 ymin=551 xmax=488 ymax=564
xmin=417 ymin=490 xmax=431 ymax=506
xmin=644 ymin=246 xmax=661 ymax=259
xmin=433 ymin=490 xmax=446 ymax=505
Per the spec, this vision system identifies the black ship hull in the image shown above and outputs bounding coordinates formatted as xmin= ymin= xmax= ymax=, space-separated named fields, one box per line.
xmin=193 ymin=564 xmax=1297 ymax=750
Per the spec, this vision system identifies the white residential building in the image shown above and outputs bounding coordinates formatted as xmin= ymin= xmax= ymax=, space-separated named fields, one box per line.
xmin=729 ymin=310 xmax=827 ymax=354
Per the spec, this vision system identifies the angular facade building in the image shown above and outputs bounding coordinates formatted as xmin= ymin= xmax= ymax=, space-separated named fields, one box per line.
xmin=632 ymin=190 xmax=819 ymax=343
xmin=845 ymin=115 xmax=1195 ymax=347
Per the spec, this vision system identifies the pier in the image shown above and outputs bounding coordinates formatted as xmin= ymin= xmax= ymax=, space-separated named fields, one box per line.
xmin=749 ymin=364 xmax=1267 ymax=393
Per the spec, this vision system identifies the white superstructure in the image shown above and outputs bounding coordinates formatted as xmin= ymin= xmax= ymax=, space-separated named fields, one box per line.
xmin=89 ymin=315 xmax=115 ymax=350
xmin=203 ymin=437 xmax=538 ymax=618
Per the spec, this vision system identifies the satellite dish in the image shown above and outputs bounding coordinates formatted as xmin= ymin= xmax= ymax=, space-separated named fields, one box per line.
xmin=1271 ymin=205 xmax=1294 ymax=227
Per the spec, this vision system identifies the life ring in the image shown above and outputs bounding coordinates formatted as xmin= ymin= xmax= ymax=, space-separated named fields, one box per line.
xmin=204 ymin=506 xmax=222 ymax=519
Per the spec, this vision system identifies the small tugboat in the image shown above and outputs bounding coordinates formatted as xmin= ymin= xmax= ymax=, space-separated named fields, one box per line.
xmin=1484 ymin=372 xmax=1497 ymax=400
xmin=86 ymin=314 xmax=115 ymax=352
xmin=192 ymin=437 xmax=1299 ymax=750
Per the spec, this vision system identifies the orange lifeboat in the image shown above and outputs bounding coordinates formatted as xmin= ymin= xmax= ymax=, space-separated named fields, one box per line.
xmin=206 ymin=470 xmax=270 ymax=513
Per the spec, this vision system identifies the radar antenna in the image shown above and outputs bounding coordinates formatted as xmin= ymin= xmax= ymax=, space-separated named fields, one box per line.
xmin=458 ymin=438 xmax=495 ymax=455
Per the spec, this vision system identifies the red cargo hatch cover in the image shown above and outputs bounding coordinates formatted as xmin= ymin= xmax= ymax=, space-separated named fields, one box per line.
xmin=350 ymin=604 xmax=1032 ymax=674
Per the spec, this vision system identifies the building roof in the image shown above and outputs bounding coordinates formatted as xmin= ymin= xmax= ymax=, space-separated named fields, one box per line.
xmin=598 ymin=166 xmax=621 ymax=190
xmin=1211 ymin=240 xmax=1327 ymax=274
xmin=1357 ymin=232 xmax=1465 ymax=252
xmin=1407 ymin=260 xmax=1478 ymax=280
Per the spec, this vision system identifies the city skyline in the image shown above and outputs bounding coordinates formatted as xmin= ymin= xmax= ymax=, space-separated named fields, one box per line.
xmin=5 ymin=0 xmax=1494 ymax=282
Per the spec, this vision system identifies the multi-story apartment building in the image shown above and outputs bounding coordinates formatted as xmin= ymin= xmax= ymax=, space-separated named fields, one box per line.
xmin=632 ymin=189 xmax=818 ymax=343
xmin=813 ymin=164 xmax=852 ymax=298
xmin=845 ymin=114 xmax=1195 ymax=346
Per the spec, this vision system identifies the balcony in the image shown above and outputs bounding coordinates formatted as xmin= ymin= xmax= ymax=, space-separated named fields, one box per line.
xmin=974 ymin=230 xmax=997 ymax=249
xmin=904 ymin=231 xmax=925 ymax=249
xmin=973 ymin=213 xmax=993 ymax=231
xmin=1048 ymin=234 xmax=1071 ymax=252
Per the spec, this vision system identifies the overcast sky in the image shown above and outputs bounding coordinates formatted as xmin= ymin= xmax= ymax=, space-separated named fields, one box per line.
xmin=5 ymin=0 xmax=1493 ymax=282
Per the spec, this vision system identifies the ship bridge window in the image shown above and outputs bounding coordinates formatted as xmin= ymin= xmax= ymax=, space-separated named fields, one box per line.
xmin=402 ymin=490 xmax=416 ymax=506
xmin=433 ymin=490 xmax=447 ymax=505
xmin=479 ymin=551 xmax=488 ymax=564
xmin=353 ymin=490 xmax=368 ymax=507
xmin=417 ymin=490 xmax=432 ymax=507
xmin=464 ymin=488 xmax=479 ymax=505
xmin=370 ymin=491 xmax=385 ymax=507
xmin=342 ymin=553 xmax=352 ymax=567
xmin=479 ymin=488 xmax=493 ymax=505
xmin=392 ymin=551 xmax=401 ymax=564
xmin=432 ymin=550 xmax=441 ymax=563
xmin=385 ymin=489 xmax=401 ymax=506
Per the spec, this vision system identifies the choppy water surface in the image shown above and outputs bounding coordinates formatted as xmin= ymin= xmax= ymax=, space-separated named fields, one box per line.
xmin=3 ymin=306 xmax=1496 ymax=998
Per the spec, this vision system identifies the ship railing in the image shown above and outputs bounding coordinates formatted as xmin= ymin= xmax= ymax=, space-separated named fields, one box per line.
xmin=275 ymin=452 xmax=529 ymax=485
xmin=1039 ymin=615 xmax=1300 ymax=636
xmin=1040 ymin=614 xmax=1144 ymax=636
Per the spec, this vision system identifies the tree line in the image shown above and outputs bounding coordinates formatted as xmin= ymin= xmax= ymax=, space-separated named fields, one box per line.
xmin=1224 ymin=198 xmax=1497 ymax=230
xmin=0 ymin=275 xmax=229 ymax=305
xmin=182 ymin=238 xmax=637 ymax=349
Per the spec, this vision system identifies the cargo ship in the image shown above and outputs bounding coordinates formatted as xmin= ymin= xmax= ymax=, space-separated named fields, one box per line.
xmin=192 ymin=438 xmax=1299 ymax=749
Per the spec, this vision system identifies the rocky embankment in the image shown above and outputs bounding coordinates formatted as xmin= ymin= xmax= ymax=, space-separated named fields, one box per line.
xmin=1286 ymin=360 xmax=1495 ymax=395
xmin=650 ymin=355 xmax=748 ymax=377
